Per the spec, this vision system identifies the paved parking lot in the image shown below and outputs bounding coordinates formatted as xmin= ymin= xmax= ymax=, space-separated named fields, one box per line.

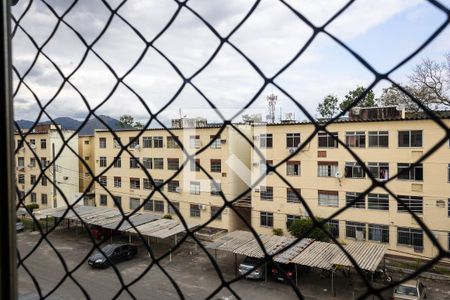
xmin=16 ymin=230 xmax=448 ymax=299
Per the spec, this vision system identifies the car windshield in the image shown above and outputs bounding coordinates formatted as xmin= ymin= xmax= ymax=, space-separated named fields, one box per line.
xmin=98 ymin=244 xmax=117 ymax=256
xmin=242 ymin=257 xmax=262 ymax=266
xmin=395 ymin=285 xmax=418 ymax=296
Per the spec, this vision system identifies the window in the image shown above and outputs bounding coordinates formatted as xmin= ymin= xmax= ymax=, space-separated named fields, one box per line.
xmin=114 ymin=176 xmax=121 ymax=188
xmin=167 ymin=158 xmax=179 ymax=170
xmin=143 ymin=178 xmax=152 ymax=190
xmin=368 ymin=193 xmax=389 ymax=211
xmin=143 ymin=157 xmax=152 ymax=169
xmin=130 ymin=178 xmax=140 ymax=189
xmin=398 ymin=130 xmax=422 ymax=147
xmin=286 ymin=133 xmax=300 ymax=148
xmin=30 ymin=158 xmax=36 ymax=168
xmin=153 ymin=136 xmax=163 ymax=148
xmin=130 ymin=157 xmax=140 ymax=169
xmin=190 ymin=159 xmax=200 ymax=172
xmin=154 ymin=179 xmax=164 ymax=191
xmin=168 ymin=180 xmax=179 ymax=192
xmin=40 ymin=139 xmax=47 ymax=149
xmin=260 ymin=212 xmax=273 ymax=227
xmin=153 ymin=158 xmax=164 ymax=169
xmin=144 ymin=200 xmax=164 ymax=212
xmin=30 ymin=193 xmax=37 ymax=203
xmin=318 ymin=132 xmax=338 ymax=148
xmin=190 ymin=181 xmax=200 ymax=195
xmin=143 ymin=137 xmax=152 ymax=148
xmin=448 ymin=199 xmax=450 ymax=217
xmin=287 ymin=188 xmax=301 ymax=203
xmin=286 ymin=161 xmax=300 ymax=176
xmin=397 ymin=227 xmax=423 ymax=247
xmin=167 ymin=136 xmax=180 ymax=148
xmin=318 ymin=190 xmax=339 ymax=207
xmin=211 ymin=181 xmax=221 ymax=196
xmin=113 ymin=138 xmax=121 ymax=148
xmin=99 ymin=156 xmax=107 ymax=167
xmin=345 ymin=162 xmax=365 ymax=178
xmin=345 ymin=131 xmax=365 ymax=148
xmin=129 ymin=137 xmax=139 ymax=148
xmin=190 ymin=135 xmax=201 ymax=149
xmin=40 ymin=157 xmax=47 ymax=167
xmin=210 ymin=135 xmax=221 ymax=149
xmin=397 ymin=163 xmax=423 ymax=181
xmin=211 ymin=206 xmax=222 ymax=220
xmin=17 ymin=157 xmax=24 ymax=167
xmin=397 ymin=195 xmax=423 ymax=214
xmin=368 ymin=224 xmax=389 ymax=243
xmin=317 ymin=161 xmax=338 ymax=177
xmin=30 ymin=175 xmax=36 ymax=185
xmin=99 ymin=176 xmax=107 ymax=187
xmin=210 ymin=159 xmax=221 ymax=173
xmin=41 ymin=176 xmax=47 ymax=186
xmin=99 ymin=138 xmax=106 ymax=148
xmin=41 ymin=194 xmax=48 ymax=205
xmin=259 ymin=134 xmax=273 ymax=148
xmin=368 ymin=162 xmax=389 ymax=180
xmin=346 ymin=192 xmax=365 ymax=209
xmin=18 ymin=174 xmax=25 ymax=184
xmin=368 ymin=131 xmax=389 ymax=147
xmin=84 ymin=156 xmax=90 ymax=161
xmin=113 ymin=196 xmax=121 ymax=207
xmin=190 ymin=204 xmax=201 ymax=217
xmin=448 ymin=164 xmax=450 ymax=182
xmin=260 ymin=160 xmax=273 ymax=175
xmin=260 ymin=186 xmax=273 ymax=201
xmin=327 ymin=220 xmax=339 ymax=238
xmin=100 ymin=194 xmax=107 ymax=206
xmin=129 ymin=198 xmax=140 ymax=210
xmin=168 ymin=202 xmax=180 ymax=215
xmin=84 ymin=140 xmax=90 ymax=145
xmin=113 ymin=157 xmax=121 ymax=168
xmin=346 ymin=221 xmax=366 ymax=239
xmin=286 ymin=215 xmax=301 ymax=229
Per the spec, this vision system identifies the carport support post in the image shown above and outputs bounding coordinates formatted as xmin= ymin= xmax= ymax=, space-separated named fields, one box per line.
xmin=147 ymin=236 xmax=150 ymax=257
xmin=234 ymin=253 xmax=237 ymax=276
xmin=45 ymin=216 xmax=48 ymax=233
xmin=128 ymin=232 xmax=131 ymax=244
xmin=264 ymin=262 xmax=267 ymax=283
xmin=332 ymin=270 xmax=336 ymax=297
xmin=295 ymin=265 xmax=298 ymax=286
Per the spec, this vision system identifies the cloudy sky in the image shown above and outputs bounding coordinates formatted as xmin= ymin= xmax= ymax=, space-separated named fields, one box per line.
xmin=11 ymin=0 xmax=450 ymax=125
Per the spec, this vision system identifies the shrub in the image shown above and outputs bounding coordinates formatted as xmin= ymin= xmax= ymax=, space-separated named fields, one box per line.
xmin=25 ymin=203 xmax=39 ymax=212
xmin=288 ymin=218 xmax=330 ymax=242
xmin=163 ymin=214 xmax=172 ymax=219
xmin=272 ymin=228 xmax=283 ymax=236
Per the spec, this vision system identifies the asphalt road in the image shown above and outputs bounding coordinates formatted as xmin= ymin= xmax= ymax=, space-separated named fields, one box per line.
xmin=16 ymin=230 xmax=447 ymax=300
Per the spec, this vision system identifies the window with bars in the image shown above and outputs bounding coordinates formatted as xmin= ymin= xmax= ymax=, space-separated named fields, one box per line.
xmin=397 ymin=227 xmax=423 ymax=248
xmin=144 ymin=200 xmax=164 ymax=213
xmin=30 ymin=175 xmax=36 ymax=185
xmin=398 ymin=163 xmax=423 ymax=181
xmin=99 ymin=156 xmax=107 ymax=167
xmin=210 ymin=159 xmax=221 ymax=173
xmin=41 ymin=194 xmax=48 ymax=205
xmin=167 ymin=158 xmax=179 ymax=170
xmin=99 ymin=176 xmax=107 ymax=187
xmin=41 ymin=176 xmax=47 ymax=186
xmin=286 ymin=133 xmax=300 ymax=148
xmin=260 ymin=212 xmax=273 ymax=227
xmin=153 ymin=158 xmax=164 ymax=169
xmin=346 ymin=221 xmax=366 ymax=239
xmin=99 ymin=195 xmax=107 ymax=206
xmin=129 ymin=137 xmax=140 ymax=148
xmin=189 ymin=135 xmax=201 ymax=149
xmin=190 ymin=181 xmax=200 ymax=195
xmin=397 ymin=195 xmax=423 ymax=214
xmin=259 ymin=134 xmax=273 ymax=148
xmin=286 ymin=188 xmax=301 ymax=203
xmin=113 ymin=138 xmax=121 ymax=149
xmin=318 ymin=132 xmax=338 ymax=148
xmin=153 ymin=136 xmax=164 ymax=148
xmin=129 ymin=198 xmax=140 ymax=210
xmin=345 ymin=162 xmax=365 ymax=178
xmin=318 ymin=190 xmax=339 ymax=207
xmin=346 ymin=192 xmax=365 ymax=209
xmin=210 ymin=182 xmax=221 ymax=196
xmin=129 ymin=157 xmax=140 ymax=169
xmin=29 ymin=157 xmax=36 ymax=168
xmin=327 ymin=220 xmax=340 ymax=238
xmin=143 ymin=137 xmax=152 ymax=148
xmin=368 ymin=131 xmax=389 ymax=147
xmin=345 ymin=131 xmax=365 ymax=148
xmin=40 ymin=139 xmax=47 ymax=149
xmin=260 ymin=186 xmax=273 ymax=201
xmin=18 ymin=174 xmax=24 ymax=184
xmin=168 ymin=180 xmax=179 ymax=192
xmin=190 ymin=159 xmax=200 ymax=172
xmin=130 ymin=178 xmax=140 ymax=190
xmin=143 ymin=157 xmax=152 ymax=169
xmin=17 ymin=157 xmax=24 ymax=167
xmin=113 ymin=176 xmax=121 ymax=188
xmin=398 ymin=130 xmax=423 ymax=147
xmin=210 ymin=135 xmax=222 ymax=149
xmin=30 ymin=193 xmax=37 ymax=203
xmin=113 ymin=156 xmax=121 ymax=168
xmin=368 ymin=224 xmax=389 ymax=243
xmin=286 ymin=161 xmax=300 ymax=176
xmin=368 ymin=193 xmax=389 ymax=211
xmin=211 ymin=206 xmax=222 ymax=221
xmin=190 ymin=204 xmax=201 ymax=218
xmin=143 ymin=178 xmax=152 ymax=190
xmin=167 ymin=136 xmax=180 ymax=148
xmin=368 ymin=162 xmax=389 ymax=180
xmin=317 ymin=161 xmax=338 ymax=177
xmin=99 ymin=137 xmax=106 ymax=148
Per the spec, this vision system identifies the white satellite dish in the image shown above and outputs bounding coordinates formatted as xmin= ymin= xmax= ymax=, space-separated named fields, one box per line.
xmin=335 ymin=171 xmax=342 ymax=178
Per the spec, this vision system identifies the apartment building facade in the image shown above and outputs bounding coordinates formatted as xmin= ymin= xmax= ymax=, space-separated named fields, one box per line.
xmin=78 ymin=135 xmax=95 ymax=205
xmin=92 ymin=124 xmax=252 ymax=231
xmin=250 ymin=111 xmax=450 ymax=259
xmin=15 ymin=124 xmax=80 ymax=209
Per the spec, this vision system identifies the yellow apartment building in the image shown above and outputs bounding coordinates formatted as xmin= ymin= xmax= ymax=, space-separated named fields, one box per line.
xmin=250 ymin=108 xmax=450 ymax=259
xmin=92 ymin=124 xmax=252 ymax=232
xmin=15 ymin=124 xmax=80 ymax=209
xmin=78 ymin=135 xmax=96 ymax=205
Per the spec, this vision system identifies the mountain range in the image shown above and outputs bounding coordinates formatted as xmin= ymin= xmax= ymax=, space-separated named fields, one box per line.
xmin=15 ymin=115 xmax=127 ymax=135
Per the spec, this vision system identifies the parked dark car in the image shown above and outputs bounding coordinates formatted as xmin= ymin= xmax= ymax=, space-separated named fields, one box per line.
xmin=16 ymin=222 xmax=24 ymax=232
xmin=238 ymin=256 xmax=265 ymax=280
xmin=87 ymin=243 xmax=137 ymax=268
xmin=271 ymin=263 xmax=296 ymax=282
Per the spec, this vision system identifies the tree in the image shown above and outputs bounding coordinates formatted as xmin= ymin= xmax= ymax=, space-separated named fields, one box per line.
xmin=339 ymin=86 xmax=376 ymax=111
xmin=242 ymin=113 xmax=262 ymax=123
xmin=134 ymin=121 xmax=144 ymax=129
xmin=288 ymin=218 xmax=331 ymax=242
xmin=119 ymin=115 xmax=144 ymax=129
xmin=317 ymin=95 xmax=339 ymax=118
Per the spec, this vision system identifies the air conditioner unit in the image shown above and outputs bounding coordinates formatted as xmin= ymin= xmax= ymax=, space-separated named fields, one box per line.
xmin=30 ymin=144 xmax=36 ymax=149
xmin=200 ymin=204 xmax=207 ymax=210
xmin=334 ymin=171 xmax=342 ymax=178
xmin=134 ymin=144 xmax=141 ymax=150
xmin=288 ymin=148 xmax=296 ymax=154
xmin=27 ymin=164 xmax=34 ymax=168
xmin=220 ymin=139 xmax=227 ymax=144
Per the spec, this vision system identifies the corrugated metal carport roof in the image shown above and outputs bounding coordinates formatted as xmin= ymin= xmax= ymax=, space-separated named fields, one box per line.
xmin=102 ymin=213 xmax=160 ymax=231
xmin=291 ymin=241 xmax=340 ymax=270
xmin=331 ymin=241 xmax=387 ymax=272
xmin=126 ymin=219 xmax=199 ymax=239
xmin=206 ymin=230 xmax=255 ymax=252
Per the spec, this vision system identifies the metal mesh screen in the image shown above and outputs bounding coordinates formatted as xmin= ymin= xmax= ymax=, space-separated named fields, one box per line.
xmin=10 ymin=0 xmax=450 ymax=299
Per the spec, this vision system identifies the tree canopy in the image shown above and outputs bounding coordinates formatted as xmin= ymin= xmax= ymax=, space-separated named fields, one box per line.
xmin=288 ymin=218 xmax=331 ymax=242
xmin=119 ymin=114 xmax=144 ymax=129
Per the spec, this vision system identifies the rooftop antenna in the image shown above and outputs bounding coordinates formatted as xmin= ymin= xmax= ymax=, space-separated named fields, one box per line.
xmin=267 ymin=93 xmax=277 ymax=123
